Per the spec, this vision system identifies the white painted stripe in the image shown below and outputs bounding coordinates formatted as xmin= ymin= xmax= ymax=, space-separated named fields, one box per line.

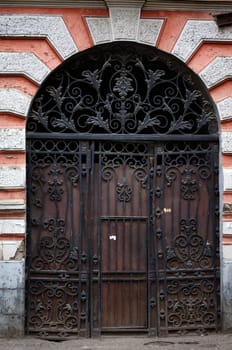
xmin=0 ymin=89 xmax=31 ymax=117
xmin=217 ymin=97 xmax=232 ymax=121
xmin=0 ymin=52 xmax=50 ymax=84
xmin=0 ymin=219 xmax=25 ymax=234
xmin=199 ymin=57 xmax=232 ymax=88
xmin=0 ymin=199 xmax=25 ymax=211
xmin=172 ymin=20 xmax=232 ymax=62
xmin=0 ymin=167 xmax=25 ymax=188
xmin=0 ymin=129 xmax=25 ymax=150
xmin=0 ymin=15 xmax=78 ymax=59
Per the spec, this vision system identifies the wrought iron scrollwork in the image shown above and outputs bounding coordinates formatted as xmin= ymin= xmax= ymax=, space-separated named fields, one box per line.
xmin=26 ymin=42 xmax=220 ymax=337
xmin=116 ymin=178 xmax=133 ymax=203
xmin=29 ymin=280 xmax=80 ymax=335
xmin=167 ymin=219 xmax=212 ymax=270
xmin=27 ymin=42 xmax=218 ymax=136
xmin=167 ymin=279 xmax=216 ymax=329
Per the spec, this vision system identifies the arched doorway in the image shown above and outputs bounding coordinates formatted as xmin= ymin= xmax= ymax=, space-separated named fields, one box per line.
xmin=26 ymin=42 xmax=220 ymax=339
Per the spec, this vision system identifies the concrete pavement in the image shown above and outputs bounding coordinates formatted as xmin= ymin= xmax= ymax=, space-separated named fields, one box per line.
xmin=0 ymin=333 xmax=232 ymax=350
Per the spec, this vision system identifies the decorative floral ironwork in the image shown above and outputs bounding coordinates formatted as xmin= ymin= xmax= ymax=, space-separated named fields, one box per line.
xmin=43 ymin=218 xmax=65 ymax=237
xmin=167 ymin=219 xmax=212 ymax=270
xmin=28 ymin=281 xmax=80 ymax=334
xmin=181 ymin=168 xmax=199 ymax=200
xmin=26 ymin=42 xmax=220 ymax=337
xmin=27 ymin=42 xmax=218 ymax=135
xmin=167 ymin=279 xmax=216 ymax=329
xmin=116 ymin=178 xmax=133 ymax=203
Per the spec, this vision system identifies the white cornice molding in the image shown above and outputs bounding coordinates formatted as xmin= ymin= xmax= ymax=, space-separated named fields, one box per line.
xmin=105 ymin=0 xmax=145 ymax=6
xmin=0 ymin=0 xmax=107 ymax=7
xmin=0 ymin=0 xmax=232 ymax=11
xmin=143 ymin=1 xmax=232 ymax=11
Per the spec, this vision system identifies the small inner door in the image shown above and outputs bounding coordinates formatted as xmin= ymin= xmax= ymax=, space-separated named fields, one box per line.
xmin=101 ymin=218 xmax=148 ymax=330
xmin=94 ymin=142 xmax=151 ymax=331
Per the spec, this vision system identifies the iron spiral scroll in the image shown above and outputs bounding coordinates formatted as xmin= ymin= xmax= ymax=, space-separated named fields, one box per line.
xmin=27 ymin=42 xmax=218 ymax=137
xmin=26 ymin=42 xmax=220 ymax=338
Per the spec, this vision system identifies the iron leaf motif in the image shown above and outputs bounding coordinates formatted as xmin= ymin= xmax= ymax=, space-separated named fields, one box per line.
xmin=82 ymin=69 xmax=102 ymax=90
xmin=27 ymin=43 xmax=218 ymax=135
xmin=86 ymin=112 xmax=110 ymax=131
xmin=137 ymin=113 xmax=160 ymax=133
xmin=145 ymin=69 xmax=165 ymax=90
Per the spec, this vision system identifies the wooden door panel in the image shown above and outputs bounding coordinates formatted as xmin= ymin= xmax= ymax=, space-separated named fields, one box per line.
xmin=101 ymin=219 xmax=148 ymax=329
xmin=97 ymin=142 xmax=151 ymax=330
xmin=101 ymin=220 xmax=147 ymax=272
xmin=101 ymin=280 xmax=147 ymax=328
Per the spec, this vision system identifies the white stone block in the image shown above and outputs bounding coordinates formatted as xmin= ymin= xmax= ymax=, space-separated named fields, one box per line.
xmin=222 ymin=132 xmax=232 ymax=154
xmin=86 ymin=15 xmax=164 ymax=46
xmin=223 ymin=222 xmax=232 ymax=235
xmin=0 ymin=89 xmax=31 ymax=117
xmin=199 ymin=57 xmax=232 ymax=88
xmin=173 ymin=20 xmax=232 ymax=61
xmin=0 ymin=129 xmax=25 ymax=150
xmin=0 ymin=167 xmax=25 ymax=188
xmin=217 ymin=97 xmax=232 ymax=121
xmin=138 ymin=19 xmax=163 ymax=45
xmin=86 ymin=17 xmax=112 ymax=44
xmin=1 ymin=241 xmax=22 ymax=261
xmin=110 ymin=7 xmax=140 ymax=40
xmin=0 ymin=15 xmax=78 ymax=59
xmin=0 ymin=219 xmax=25 ymax=234
xmin=0 ymin=52 xmax=50 ymax=84
xmin=223 ymin=169 xmax=232 ymax=191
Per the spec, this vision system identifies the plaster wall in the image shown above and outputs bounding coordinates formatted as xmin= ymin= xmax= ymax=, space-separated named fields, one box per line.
xmin=0 ymin=261 xmax=24 ymax=336
xmin=0 ymin=4 xmax=232 ymax=336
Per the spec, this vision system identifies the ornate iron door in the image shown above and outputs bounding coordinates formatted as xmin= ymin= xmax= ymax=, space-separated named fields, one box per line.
xmin=26 ymin=139 xmax=219 ymax=338
xmin=26 ymin=140 xmax=92 ymax=338
xmin=26 ymin=140 xmax=152 ymax=337
xmin=26 ymin=41 xmax=220 ymax=338
xmin=149 ymin=142 xmax=220 ymax=336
